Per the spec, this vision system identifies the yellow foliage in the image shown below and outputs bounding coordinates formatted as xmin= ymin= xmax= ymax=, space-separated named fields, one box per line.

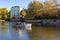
xmin=0 ymin=15 xmax=2 ymax=19
xmin=20 ymin=9 xmax=26 ymax=18
xmin=28 ymin=0 xmax=43 ymax=17
xmin=0 ymin=8 xmax=8 ymax=20
xmin=44 ymin=1 xmax=55 ymax=8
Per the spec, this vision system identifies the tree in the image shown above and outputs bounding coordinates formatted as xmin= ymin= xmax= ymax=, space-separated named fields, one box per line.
xmin=0 ymin=8 xmax=9 ymax=20
xmin=45 ymin=0 xmax=58 ymax=5
xmin=20 ymin=9 xmax=26 ymax=18
xmin=27 ymin=0 xmax=43 ymax=19
xmin=42 ymin=1 xmax=58 ymax=19
xmin=44 ymin=1 xmax=55 ymax=8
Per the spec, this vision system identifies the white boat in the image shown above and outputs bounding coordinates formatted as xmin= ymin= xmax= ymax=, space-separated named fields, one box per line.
xmin=25 ymin=24 xmax=32 ymax=30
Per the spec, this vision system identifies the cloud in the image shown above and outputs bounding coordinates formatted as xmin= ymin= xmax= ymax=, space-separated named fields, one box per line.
xmin=20 ymin=8 xmax=23 ymax=11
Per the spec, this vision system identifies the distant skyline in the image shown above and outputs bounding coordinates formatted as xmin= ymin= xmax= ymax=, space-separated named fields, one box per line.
xmin=0 ymin=0 xmax=44 ymax=10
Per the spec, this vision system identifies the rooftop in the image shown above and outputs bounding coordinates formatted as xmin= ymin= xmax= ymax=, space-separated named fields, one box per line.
xmin=12 ymin=6 xmax=20 ymax=8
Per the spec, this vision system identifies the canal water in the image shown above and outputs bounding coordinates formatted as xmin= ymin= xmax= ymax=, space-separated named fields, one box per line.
xmin=0 ymin=22 xmax=60 ymax=40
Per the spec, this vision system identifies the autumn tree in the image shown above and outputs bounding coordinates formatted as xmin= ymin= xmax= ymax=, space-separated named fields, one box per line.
xmin=0 ymin=8 xmax=9 ymax=20
xmin=20 ymin=9 xmax=26 ymax=18
xmin=26 ymin=0 xmax=58 ymax=19
xmin=27 ymin=0 xmax=43 ymax=19
xmin=41 ymin=1 xmax=58 ymax=19
xmin=44 ymin=1 xmax=55 ymax=8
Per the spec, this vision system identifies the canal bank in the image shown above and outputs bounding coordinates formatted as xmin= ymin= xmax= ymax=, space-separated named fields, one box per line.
xmin=26 ymin=19 xmax=60 ymax=26
xmin=9 ymin=19 xmax=60 ymax=26
xmin=1 ymin=19 xmax=60 ymax=26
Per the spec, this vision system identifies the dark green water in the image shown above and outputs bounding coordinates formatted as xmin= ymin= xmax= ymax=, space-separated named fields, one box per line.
xmin=0 ymin=22 xmax=60 ymax=40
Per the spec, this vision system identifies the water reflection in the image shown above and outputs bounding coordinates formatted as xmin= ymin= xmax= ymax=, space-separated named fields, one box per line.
xmin=0 ymin=21 xmax=7 ymax=25
xmin=29 ymin=26 xmax=60 ymax=40
xmin=0 ymin=22 xmax=31 ymax=40
xmin=18 ymin=29 xmax=30 ymax=40
xmin=0 ymin=22 xmax=60 ymax=40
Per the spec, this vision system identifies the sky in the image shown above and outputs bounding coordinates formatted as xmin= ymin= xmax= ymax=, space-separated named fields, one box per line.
xmin=0 ymin=0 xmax=44 ymax=10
